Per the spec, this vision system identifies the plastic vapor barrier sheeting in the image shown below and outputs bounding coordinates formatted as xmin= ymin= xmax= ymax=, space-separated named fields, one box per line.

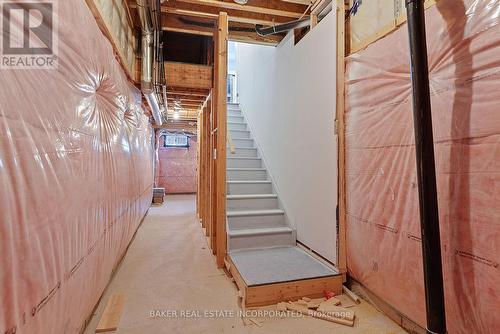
xmin=345 ymin=0 xmax=499 ymax=333
xmin=155 ymin=136 xmax=198 ymax=194
xmin=0 ymin=1 xmax=154 ymax=333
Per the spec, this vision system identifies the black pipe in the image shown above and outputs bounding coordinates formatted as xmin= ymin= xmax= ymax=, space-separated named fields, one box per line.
xmin=255 ymin=17 xmax=310 ymax=36
xmin=405 ymin=1 xmax=447 ymax=334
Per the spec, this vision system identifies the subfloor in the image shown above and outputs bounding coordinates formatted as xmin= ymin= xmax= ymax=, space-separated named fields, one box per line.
xmin=84 ymin=194 xmax=406 ymax=334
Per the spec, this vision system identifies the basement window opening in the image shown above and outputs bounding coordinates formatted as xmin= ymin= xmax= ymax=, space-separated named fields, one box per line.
xmin=163 ymin=134 xmax=190 ymax=148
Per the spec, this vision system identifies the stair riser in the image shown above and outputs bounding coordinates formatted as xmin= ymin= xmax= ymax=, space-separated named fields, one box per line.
xmin=228 ymin=116 xmax=244 ymax=123
xmin=230 ymin=130 xmax=251 ymax=139
xmin=228 ymin=123 xmax=247 ymax=131
xmin=228 ymin=110 xmax=241 ymax=117
xmin=228 ymin=231 xmax=295 ymax=250
xmin=227 ymin=169 xmax=266 ymax=180
xmin=228 ymin=214 xmax=285 ymax=230
xmin=227 ymin=159 xmax=261 ymax=168
xmin=227 ymin=197 xmax=279 ymax=210
xmin=232 ymin=139 xmax=254 ymax=148
xmin=228 ymin=182 xmax=272 ymax=195
xmin=227 ymin=148 xmax=258 ymax=158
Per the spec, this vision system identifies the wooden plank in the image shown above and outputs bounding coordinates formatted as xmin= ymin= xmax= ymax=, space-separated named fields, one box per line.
xmin=177 ymin=0 xmax=306 ymax=19
xmin=197 ymin=112 xmax=203 ymax=223
xmin=336 ymin=0 xmax=347 ymax=276
xmin=165 ymin=62 xmax=213 ymax=89
xmin=214 ymin=12 xmax=228 ymax=268
xmin=342 ymin=285 xmax=361 ymax=304
xmin=203 ymin=97 xmax=212 ymax=237
xmin=226 ymin=256 xmax=247 ymax=298
xmin=95 ymin=294 xmax=125 ymax=333
xmin=209 ymin=95 xmax=217 ymax=253
xmin=245 ymin=275 xmax=343 ymax=307
xmin=285 ymin=302 xmax=354 ymax=326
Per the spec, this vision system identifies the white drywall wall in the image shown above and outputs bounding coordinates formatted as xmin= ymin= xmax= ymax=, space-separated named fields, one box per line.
xmin=234 ymin=12 xmax=338 ymax=263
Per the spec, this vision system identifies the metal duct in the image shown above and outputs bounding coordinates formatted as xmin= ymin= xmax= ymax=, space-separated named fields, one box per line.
xmin=137 ymin=0 xmax=162 ymax=125
xmin=137 ymin=0 xmax=153 ymax=92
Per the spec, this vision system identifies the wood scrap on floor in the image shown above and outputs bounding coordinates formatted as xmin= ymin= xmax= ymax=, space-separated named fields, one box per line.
xmin=95 ymin=294 xmax=125 ymax=333
xmin=248 ymin=318 xmax=263 ymax=327
xmin=285 ymin=302 xmax=354 ymax=327
xmin=276 ymin=302 xmax=288 ymax=311
xmin=343 ymin=285 xmax=361 ymax=304
xmin=275 ymin=293 xmax=357 ymax=327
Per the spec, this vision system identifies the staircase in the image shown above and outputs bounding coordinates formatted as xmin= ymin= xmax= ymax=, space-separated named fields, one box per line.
xmin=225 ymin=103 xmax=341 ymax=307
xmin=226 ymin=104 xmax=296 ymax=251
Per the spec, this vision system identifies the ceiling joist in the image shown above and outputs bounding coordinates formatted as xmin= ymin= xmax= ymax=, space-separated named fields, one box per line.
xmin=175 ymin=0 xmax=306 ymax=19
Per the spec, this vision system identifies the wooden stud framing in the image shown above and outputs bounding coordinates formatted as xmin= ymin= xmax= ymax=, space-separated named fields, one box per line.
xmin=336 ymin=0 xmax=347 ymax=275
xmin=209 ymin=94 xmax=217 ymax=254
xmin=214 ymin=12 xmax=228 ymax=268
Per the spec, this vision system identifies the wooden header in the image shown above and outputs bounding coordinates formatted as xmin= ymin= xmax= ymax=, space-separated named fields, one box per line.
xmin=165 ymin=62 xmax=213 ymax=89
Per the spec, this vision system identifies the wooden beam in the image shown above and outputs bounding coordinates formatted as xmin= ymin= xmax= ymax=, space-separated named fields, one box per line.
xmin=155 ymin=2 xmax=296 ymax=26
xmin=311 ymin=0 xmax=330 ymax=15
xmin=176 ymin=0 xmax=306 ymax=18
xmin=336 ymin=0 xmax=347 ymax=275
xmin=162 ymin=14 xmax=283 ymax=45
xmin=165 ymin=62 xmax=213 ymax=89
xmin=167 ymin=97 xmax=206 ymax=102
xmin=214 ymin=12 xmax=228 ymax=269
xmin=167 ymin=88 xmax=210 ymax=96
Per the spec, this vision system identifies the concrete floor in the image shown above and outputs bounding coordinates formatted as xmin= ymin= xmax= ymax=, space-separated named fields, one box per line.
xmin=84 ymin=194 xmax=406 ymax=334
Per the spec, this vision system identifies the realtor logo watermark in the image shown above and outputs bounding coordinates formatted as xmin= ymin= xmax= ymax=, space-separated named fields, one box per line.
xmin=1 ymin=0 xmax=58 ymax=69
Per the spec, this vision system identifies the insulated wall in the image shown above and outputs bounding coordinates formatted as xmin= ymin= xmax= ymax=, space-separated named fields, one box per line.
xmin=235 ymin=11 xmax=338 ymax=263
xmin=345 ymin=0 xmax=500 ymax=333
xmin=0 ymin=1 xmax=154 ymax=334
xmin=156 ymin=136 xmax=198 ymax=193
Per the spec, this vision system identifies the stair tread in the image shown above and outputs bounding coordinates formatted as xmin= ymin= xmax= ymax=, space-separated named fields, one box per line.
xmin=227 ymin=209 xmax=284 ymax=217
xmin=227 ymin=194 xmax=277 ymax=199
xmin=228 ymin=226 xmax=292 ymax=237
xmin=227 ymin=121 xmax=247 ymax=125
